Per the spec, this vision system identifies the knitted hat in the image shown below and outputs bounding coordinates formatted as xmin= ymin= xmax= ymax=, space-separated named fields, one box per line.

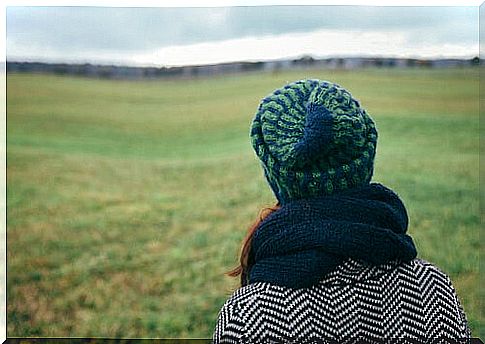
xmin=250 ymin=79 xmax=377 ymax=204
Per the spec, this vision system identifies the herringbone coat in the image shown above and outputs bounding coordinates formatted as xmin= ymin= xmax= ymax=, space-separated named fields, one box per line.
xmin=213 ymin=258 xmax=471 ymax=342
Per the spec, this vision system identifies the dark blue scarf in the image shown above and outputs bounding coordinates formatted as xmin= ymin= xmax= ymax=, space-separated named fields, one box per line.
xmin=246 ymin=183 xmax=417 ymax=289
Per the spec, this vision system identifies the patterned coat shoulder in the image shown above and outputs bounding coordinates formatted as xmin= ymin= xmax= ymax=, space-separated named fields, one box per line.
xmin=212 ymin=258 xmax=472 ymax=343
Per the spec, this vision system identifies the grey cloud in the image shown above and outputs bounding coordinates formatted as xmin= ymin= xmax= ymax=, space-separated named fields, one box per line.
xmin=6 ymin=6 xmax=478 ymax=57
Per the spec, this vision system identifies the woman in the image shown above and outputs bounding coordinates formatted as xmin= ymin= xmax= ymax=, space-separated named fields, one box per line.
xmin=212 ymin=79 xmax=471 ymax=342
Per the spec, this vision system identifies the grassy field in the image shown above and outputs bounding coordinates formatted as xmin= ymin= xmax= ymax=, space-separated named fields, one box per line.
xmin=7 ymin=68 xmax=480 ymax=338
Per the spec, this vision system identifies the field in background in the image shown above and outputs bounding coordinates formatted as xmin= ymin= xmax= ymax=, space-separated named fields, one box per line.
xmin=7 ymin=68 xmax=480 ymax=337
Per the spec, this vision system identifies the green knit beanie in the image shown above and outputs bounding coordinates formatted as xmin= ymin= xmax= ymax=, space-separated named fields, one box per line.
xmin=250 ymin=79 xmax=377 ymax=204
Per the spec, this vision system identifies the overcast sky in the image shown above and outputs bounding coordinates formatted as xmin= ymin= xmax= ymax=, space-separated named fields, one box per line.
xmin=6 ymin=6 xmax=478 ymax=66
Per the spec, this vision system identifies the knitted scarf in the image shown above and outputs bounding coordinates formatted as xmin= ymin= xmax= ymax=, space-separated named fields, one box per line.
xmin=246 ymin=183 xmax=417 ymax=289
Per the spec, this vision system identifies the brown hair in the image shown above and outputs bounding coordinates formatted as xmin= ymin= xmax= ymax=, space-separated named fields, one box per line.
xmin=226 ymin=203 xmax=281 ymax=286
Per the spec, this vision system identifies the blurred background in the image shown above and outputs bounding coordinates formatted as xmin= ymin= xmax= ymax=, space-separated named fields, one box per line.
xmin=6 ymin=5 xmax=480 ymax=338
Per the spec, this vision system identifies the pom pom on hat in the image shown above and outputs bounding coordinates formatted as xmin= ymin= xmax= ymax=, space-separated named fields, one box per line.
xmin=250 ymin=79 xmax=377 ymax=204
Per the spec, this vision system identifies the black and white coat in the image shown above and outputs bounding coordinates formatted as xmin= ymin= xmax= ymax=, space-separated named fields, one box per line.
xmin=213 ymin=258 xmax=471 ymax=343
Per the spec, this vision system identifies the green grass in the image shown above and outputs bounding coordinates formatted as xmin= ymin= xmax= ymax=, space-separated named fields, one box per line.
xmin=7 ymin=68 xmax=480 ymax=337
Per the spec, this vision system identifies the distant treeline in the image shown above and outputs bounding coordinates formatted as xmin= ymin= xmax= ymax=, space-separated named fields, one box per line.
xmin=7 ymin=56 xmax=480 ymax=80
